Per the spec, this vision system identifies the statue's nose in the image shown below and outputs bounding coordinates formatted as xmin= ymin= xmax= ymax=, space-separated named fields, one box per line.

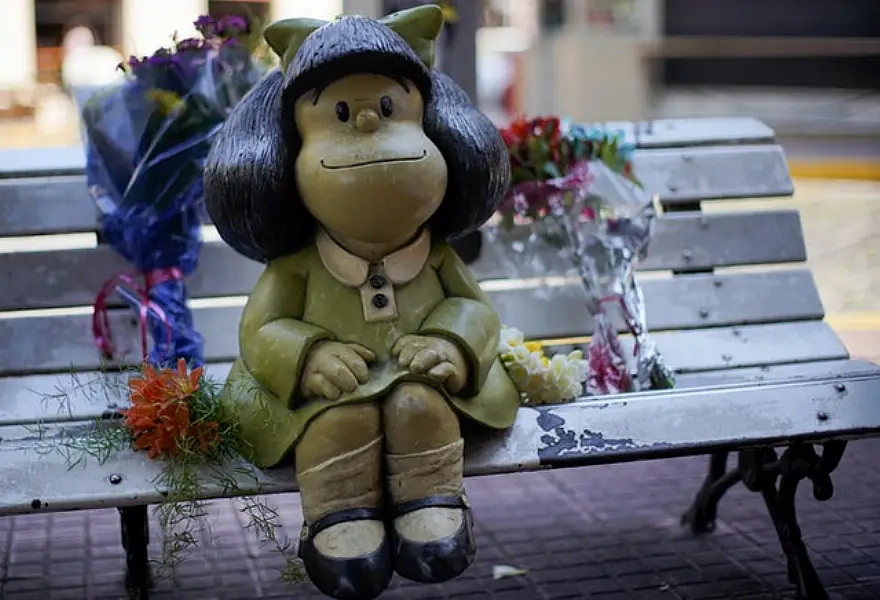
xmin=355 ymin=108 xmax=380 ymax=133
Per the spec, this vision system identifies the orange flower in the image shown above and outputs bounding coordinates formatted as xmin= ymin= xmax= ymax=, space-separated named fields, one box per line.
xmin=121 ymin=359 xmax=216 ymax=459
xmin=192 ymin=421 xmax=221 ymax=452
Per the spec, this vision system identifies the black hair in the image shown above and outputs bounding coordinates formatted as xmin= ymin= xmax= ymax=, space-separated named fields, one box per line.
xmin=204 ymin=15 xmax=510 ymax=263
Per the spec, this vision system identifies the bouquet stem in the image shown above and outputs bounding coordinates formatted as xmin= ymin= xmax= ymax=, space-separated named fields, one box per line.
xmin=548 ymin=199 xmax=601 ymax=316
xmin=548 ymin=200 xmax=674 ymax=394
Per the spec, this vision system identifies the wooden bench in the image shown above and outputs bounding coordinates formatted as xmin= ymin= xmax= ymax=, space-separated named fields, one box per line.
xmin=2 ymin=117 xmax=879 ymax=600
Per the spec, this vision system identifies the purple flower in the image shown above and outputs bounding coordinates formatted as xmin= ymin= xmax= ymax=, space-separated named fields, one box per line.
xmin=145 ymin=49 xmax=173 ymax=68
xmin=216 ymin=15 xmax=248 ymax=35
xmin=194 ymin=15 xmax=215 ymax=34
xmin=176 ymin=37 xmax=204 ymax=52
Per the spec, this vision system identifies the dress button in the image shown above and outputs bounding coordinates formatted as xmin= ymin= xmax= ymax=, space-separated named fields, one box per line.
xmin=372 ymin=293 xmax=388 ymax=309
xmin=369 ymin=274 xmax=386 ymax=289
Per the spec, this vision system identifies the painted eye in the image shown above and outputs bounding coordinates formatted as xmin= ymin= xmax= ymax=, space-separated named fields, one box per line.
xmin=335 ymin=101 xmax=350 ymax=122
xmin=379 ymin=96 xmax=393 ymax=118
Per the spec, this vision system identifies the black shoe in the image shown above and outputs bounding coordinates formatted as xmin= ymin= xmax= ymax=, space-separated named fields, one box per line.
xmin=391 ymin=495 xmax=476 ymax=584
xmin=298 ymin=507 xmax=392 ymax=600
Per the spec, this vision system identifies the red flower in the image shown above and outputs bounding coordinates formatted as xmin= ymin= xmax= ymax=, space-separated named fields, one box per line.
xmin=500 ymin=127 xmax=518 ymax=147
xmin=121 ymin=358 xmax=218 ymax=459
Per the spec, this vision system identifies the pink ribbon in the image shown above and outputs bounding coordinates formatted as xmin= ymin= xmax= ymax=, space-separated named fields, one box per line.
xmin=598 ymin=295 xmax=643 ymax=357
xmin=92 ymin=267 xmax=182 ymax=362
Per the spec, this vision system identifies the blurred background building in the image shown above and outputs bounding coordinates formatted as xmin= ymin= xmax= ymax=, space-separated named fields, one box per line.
xmin=1 ymin=0 xmax=879 ymax=144
xmin=0 ymin=1 xmax=875 ymax=357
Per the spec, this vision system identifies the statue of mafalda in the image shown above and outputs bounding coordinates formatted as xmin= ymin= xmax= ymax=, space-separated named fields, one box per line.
xmin=203 ymin=5 xmax=520 ymax=599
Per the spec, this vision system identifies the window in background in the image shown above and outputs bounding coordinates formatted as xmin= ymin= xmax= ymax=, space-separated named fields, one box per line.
xmin=662 ymin=0 xmax=880 ymax=89
xmin=35 ymin=0 xmax=121 ymax=85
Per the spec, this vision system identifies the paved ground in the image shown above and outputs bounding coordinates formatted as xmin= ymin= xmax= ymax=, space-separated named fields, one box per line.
xmin=2 ymin=437 xmax=879 ymax=600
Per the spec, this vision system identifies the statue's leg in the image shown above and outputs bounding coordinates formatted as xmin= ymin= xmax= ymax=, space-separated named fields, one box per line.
xmin=295 ymin=403 xmax=392 ymax=600
xmin=383 ymin=382 xmax=474 ymax=584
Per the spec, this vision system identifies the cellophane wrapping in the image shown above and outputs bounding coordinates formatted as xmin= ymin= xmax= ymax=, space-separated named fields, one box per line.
xmin=492 ymin=117 xmax=675 ymax=396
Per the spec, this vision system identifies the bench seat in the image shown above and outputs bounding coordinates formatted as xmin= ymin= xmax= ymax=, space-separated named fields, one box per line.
xmin=3 ymin=359 xmax=879 ymax=516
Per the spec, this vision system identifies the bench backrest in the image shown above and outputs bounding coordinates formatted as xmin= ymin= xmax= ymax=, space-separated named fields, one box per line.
xmin=0 ymin=117 xmax=846 ymax=382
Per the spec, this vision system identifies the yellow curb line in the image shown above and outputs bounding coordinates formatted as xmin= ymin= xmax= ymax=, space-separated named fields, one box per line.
xmin=788 ymin=159 xmax=880 ymax=181
xmin=824 ymin=311 xmax=880 ymax=332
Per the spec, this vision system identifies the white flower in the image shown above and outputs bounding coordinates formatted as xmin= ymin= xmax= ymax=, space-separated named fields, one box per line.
xmin=509 ymin=344 xmax=534 ymax=366
xmin=498 ymin=326 xmax=525 ymax=354
xmin=498 ymin=324 xmax=589 ymax=406
xmin=522 ymin=374 xmax=560 ymax=405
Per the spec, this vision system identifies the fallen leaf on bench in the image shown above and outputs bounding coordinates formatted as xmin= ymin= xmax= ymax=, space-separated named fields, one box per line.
xmin=492 ymin=564 xmax=529 ymax=580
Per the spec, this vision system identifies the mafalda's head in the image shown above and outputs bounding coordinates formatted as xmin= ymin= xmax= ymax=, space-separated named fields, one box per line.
xmin=205 ymin=6 xmax=510 ymax=263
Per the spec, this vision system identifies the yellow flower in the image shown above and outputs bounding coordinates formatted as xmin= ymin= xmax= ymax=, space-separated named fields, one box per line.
xmin=147 ymin=89 xmax=184 ymax=116
xmin=525 ymin=341 xmax=543 ymax=353
xmin=439 ymin=1 xmax=459 ymax=23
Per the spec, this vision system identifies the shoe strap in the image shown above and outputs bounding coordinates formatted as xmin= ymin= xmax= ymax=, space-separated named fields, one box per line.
xmin=306 ymin=507 xmax=386 ymax=540
xmin=392 ymin=495 xmax=468 ymax=519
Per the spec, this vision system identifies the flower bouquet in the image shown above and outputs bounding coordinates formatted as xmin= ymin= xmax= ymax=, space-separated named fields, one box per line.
xmin=40 ymin=359 xmax=304 ymax=582
xmin=80 ymin=15 xmax=267 ymax=368
xmin=494 ymin=116 xmax=675 ymax=396
xmin=498 ymin=325 xmax=588 ymax=405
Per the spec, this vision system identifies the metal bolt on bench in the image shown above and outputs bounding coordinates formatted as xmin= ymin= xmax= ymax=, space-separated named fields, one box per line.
xmin=1 ymin=117 xmax=879 ymax=600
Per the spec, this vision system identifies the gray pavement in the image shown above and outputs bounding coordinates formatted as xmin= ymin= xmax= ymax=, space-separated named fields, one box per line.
xmin=2 ymin=439 xmax=879 ymax=599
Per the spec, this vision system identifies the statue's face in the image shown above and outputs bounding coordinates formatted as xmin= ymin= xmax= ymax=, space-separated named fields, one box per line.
xmin=294 ymin=73 xmax=448 ymax=244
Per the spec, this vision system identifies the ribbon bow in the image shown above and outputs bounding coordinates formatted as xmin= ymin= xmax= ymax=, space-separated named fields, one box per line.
xmin=93 ymin=268 xmax=179 ymax=363
xmin=264 ymin=4 xmax=444 ymax=72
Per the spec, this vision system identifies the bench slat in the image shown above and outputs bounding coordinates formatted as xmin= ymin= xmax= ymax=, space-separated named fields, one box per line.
xmin=477 ymin=210 xmax=806 ymax=281
xmin=0 ymin=269 xmax=827 ymax=375
xmin=617 ymin=320 xmax=847 ymax=373
xmin=0 ymin=177 xmax=98 ymax=237
xmin=0 ymin=144 xmax=792 ymax=240
xmin=0 ymin=117 xmax=777 ymax=182
xmin=4 ymin=353 xmax=872 ymax=428
xmin=0 ymin=120 xmax=640 ymax=180
xmin=3 ymin=368 xmax=878 ymax=516
xmin=636 ymin=117 xmax=776 ymax=149
xmin=0 ymin=210 xmax=807 ymax=311
xmin=0 ymin=285 xmax=845 ymax=374
xmin=488 ymin=269 xmax=824 ymax=340
xmin=634 ymin=145 xmax=793 ymax=204
xmin=0 ymin=147 xmax=86 ymax=178
xmin=672 ymin=359 xmax=880 ymax=390
xmin=0 ymin=242 xmax=260 ymax=311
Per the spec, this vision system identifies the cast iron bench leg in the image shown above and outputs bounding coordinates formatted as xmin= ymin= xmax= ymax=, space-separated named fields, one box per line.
xmin=681 ymin=451 xmax=742 ymax=533
xmin=739 ymin=441 xmax=847 ymax=600
xmin=119 ymin=505 xmax=151 ymax=596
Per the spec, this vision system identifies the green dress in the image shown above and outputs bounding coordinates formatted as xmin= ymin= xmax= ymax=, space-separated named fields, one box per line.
xmin=221 ymin=229 xmax=521 ymax=468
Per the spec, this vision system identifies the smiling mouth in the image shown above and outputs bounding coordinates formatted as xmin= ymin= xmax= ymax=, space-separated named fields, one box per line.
xmin=321 ymin=150 xmax=428 ymax=170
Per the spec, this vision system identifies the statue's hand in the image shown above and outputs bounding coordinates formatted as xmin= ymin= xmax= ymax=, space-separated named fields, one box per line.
xmin=300 ymin=341 xmax=375 ymax=400
xmin=391 ymin=334 xmax=467 ymax=394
